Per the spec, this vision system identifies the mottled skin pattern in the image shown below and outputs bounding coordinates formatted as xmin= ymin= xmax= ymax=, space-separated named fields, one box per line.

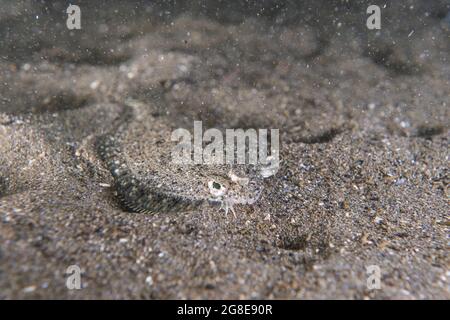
xmin=96 ymin=97 xmax=264 ymax=214
xmin=97 ymin=140 xmax=205 ymax=213
xmin=96 ymin=101 xmax=205 ymax=214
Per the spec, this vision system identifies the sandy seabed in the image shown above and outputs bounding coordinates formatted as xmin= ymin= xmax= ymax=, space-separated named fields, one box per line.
xmin=0 ymin=0 xmax=449 ymax=299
